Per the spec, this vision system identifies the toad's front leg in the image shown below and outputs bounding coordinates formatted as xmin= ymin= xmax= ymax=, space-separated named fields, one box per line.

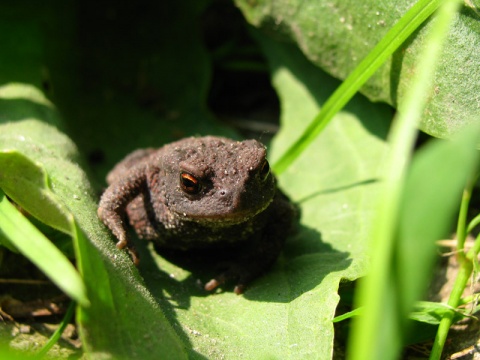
xmin=98 ymin=165 xmax=148 ymax=265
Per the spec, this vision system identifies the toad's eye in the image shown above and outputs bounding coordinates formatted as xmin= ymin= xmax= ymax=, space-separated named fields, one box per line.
xmin=260 ymin=160 xmax=270 ymax=181
xmin=180 ymin=172 xmax=201 ymax=194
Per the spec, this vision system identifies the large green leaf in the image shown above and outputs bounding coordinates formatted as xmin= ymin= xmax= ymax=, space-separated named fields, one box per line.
xmin=234 ymin=0 xmax=480 ymax=138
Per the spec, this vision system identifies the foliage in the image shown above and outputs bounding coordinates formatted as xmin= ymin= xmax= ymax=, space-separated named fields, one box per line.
xmin=0 ymin=0 xmax=479 ymax=359
xmin=235 ymin=0 xmax=480 ymax=138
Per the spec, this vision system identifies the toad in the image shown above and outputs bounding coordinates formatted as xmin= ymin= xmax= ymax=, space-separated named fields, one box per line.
xmin=97 ymin=136 xmax=296 ymax=294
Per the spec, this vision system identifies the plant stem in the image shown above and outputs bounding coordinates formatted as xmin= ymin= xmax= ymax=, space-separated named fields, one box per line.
xmin=456 ymin=181 xmax=475 ymax=261
xmin=430 ymin=180 xmax=480 ymax=359
xmin=429 ymin=245 xmax=477 ymax=359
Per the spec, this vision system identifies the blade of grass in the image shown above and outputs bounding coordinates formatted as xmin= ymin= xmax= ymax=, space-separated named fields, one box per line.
xmin=36 ymin=301 xmax=76 ymax=358
xmin=466 ymin=212 xmax=480 ymax=233
xmin=0 ymin=189 xmax=88 ymax=307
xmin=273 ymin=0 xmax=445 ymax=174
xmin=333 ymin=308 xmax=364 ymax=323
xmin=347 ymin=0 xmax=463 ymax=359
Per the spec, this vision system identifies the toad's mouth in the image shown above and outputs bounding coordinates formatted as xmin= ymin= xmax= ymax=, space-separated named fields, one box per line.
xmin=173 ymin=197 xmax=273 ymax=226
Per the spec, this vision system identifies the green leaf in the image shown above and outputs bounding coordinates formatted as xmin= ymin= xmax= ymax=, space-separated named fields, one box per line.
xmin=235 ymin=0 xmax=480 ymax=138
xmin=333 ymin=308 xmax=363 ymax=323
xmin=0 ymin=148 xmax=72 ymax=235
xmin=332 ymin=301 xmax=473 ymax=326
xmin=410 ymin=301 xmax=473 ymax=325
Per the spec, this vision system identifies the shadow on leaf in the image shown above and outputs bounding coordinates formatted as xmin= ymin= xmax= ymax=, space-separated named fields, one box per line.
xmin=137 ymin=221 xmax=350 ymax=305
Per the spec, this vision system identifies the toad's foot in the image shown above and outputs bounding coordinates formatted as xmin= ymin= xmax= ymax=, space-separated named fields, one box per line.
xmin=116 ymin=240 xmax=140 ymax=266
xmin=203 ymin=262 xmax=267 ymax=295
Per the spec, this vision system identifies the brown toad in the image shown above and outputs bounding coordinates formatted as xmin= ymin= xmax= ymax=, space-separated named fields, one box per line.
xmin=97 ymin=136 xmax=296 ymax=294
